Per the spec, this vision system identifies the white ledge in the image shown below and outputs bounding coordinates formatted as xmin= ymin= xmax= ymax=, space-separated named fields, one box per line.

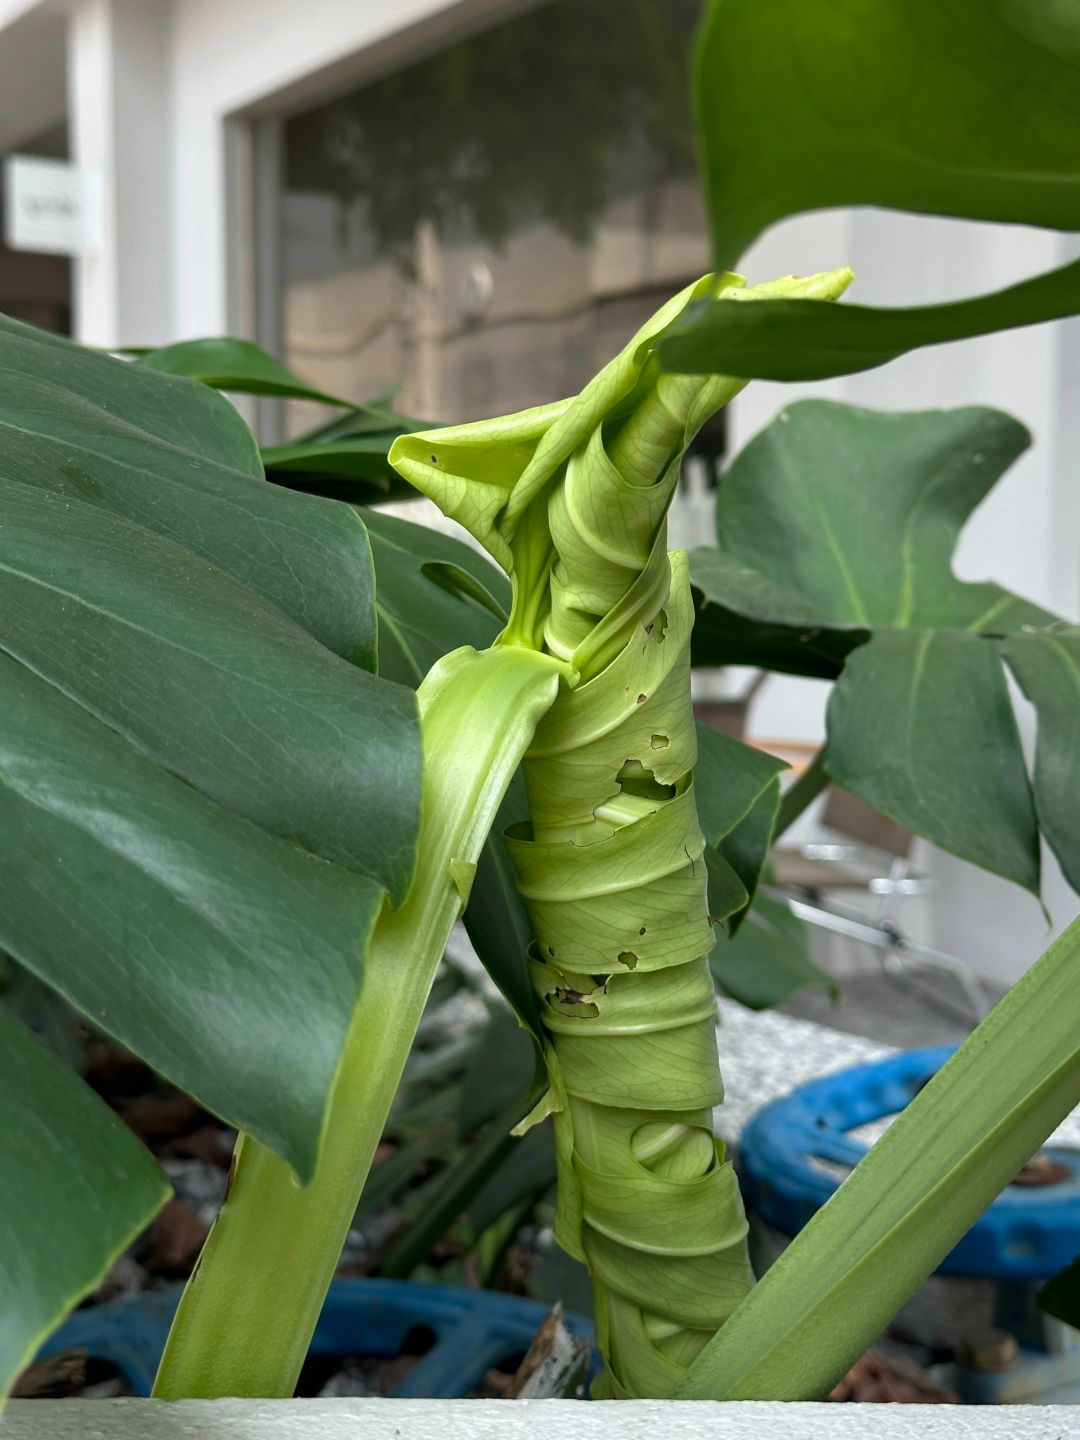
xmin=3 ymin=1398 xmax=1076 ymax=1438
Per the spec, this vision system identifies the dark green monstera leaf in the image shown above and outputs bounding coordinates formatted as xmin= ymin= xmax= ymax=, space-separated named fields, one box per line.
xmin=691 ymin=400 xmax=1072 ymax=897
xmin=0 ymin=318 xmax=423 ymax=1395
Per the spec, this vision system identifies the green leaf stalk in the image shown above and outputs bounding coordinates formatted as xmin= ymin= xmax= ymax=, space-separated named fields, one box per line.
xmin=153 ymin=643 xmax=564 ymax=1399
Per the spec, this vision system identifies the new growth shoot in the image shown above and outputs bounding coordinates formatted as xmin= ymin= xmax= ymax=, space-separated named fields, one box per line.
xmin=391 ymin=266 xmax=852 ymax=1395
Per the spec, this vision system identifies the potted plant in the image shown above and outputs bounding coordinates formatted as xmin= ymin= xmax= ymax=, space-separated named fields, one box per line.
xmin=3 ymin=0 xmax=1079 ymax=1428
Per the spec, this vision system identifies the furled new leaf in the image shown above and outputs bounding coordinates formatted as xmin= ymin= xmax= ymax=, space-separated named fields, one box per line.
xmin=0 ymin=1009 xmax=170 ymax=1402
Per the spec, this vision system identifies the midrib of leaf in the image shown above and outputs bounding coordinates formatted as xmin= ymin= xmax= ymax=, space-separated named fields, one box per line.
xmin=1043 ymin=633 xmax=1080 ymax=688
xmin=893 ymin=453 xmax=956 ymax=627
xmin=902 ymin=630 xmax=933 ymax=815
xmin=0 ymin=405 xmax=261 ymax=489
xmin=961 ymin=590 xmax=1013 ymax=633
xmin=777 ymin=439 xmax=870 ymax=625
xmin=375 ymin=600 xmax=425 ymax=685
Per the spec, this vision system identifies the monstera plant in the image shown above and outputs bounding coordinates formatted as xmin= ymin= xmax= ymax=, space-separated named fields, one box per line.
xmin=3 ymin=0 xmax=1080 ymax=1411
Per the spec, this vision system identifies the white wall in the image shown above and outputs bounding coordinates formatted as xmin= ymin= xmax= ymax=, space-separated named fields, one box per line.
xmin=19 ymin=0 xmax=1080 ymax=980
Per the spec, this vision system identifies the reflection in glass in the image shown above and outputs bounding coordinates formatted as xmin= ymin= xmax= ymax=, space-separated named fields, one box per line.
xmin=274 ymin=0 xmax=712 ymax=436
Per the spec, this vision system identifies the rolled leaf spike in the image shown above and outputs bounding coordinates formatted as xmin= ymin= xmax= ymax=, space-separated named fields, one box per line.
xmin=390 ymin=267 xmax=852 ymax=1396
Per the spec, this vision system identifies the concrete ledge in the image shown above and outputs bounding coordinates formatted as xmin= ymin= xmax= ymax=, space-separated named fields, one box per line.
xmin=3 ymin=1398 xmax=1076 ymax=1437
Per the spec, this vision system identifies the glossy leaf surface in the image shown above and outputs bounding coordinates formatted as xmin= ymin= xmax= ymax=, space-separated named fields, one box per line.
xmin=135 ymin=336 xmax=350 ymax=405
xmin=0 ymin=479 xmax=418 ymax=896
xmin=0 ymin=651 xmax=388 ymax=1176
xmin=0 ymin=1009 xmax=169 ymax=1400
xmin=825 ymin=630 xmax=1040 ymax=894
xmin=694 ymin=0 xmax=1080 ymax=267
xmin=693 ymin=401 xmax=1049 ymax=656
xmin=0 ymin=320 xmax=423 ymax=1181
xmin=0 ymin=316 xmax=374 ymax=665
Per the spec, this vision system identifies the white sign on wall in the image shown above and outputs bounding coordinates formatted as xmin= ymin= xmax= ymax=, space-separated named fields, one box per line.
xmin=3 ymin=155 xmax=104 ymax=257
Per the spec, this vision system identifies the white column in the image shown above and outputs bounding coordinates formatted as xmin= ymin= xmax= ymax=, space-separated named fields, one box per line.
xmin=67 ymin=0 xmax=174 ymax=347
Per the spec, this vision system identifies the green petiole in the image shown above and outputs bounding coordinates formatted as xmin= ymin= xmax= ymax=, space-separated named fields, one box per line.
xmin=153 ymin=643 xmax=563 ymax=1399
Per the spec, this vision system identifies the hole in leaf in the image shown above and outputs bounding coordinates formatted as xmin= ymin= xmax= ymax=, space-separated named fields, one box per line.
xmin=617 ymin=760 xmax=675 ymax=803
xmin=650 ymin=733 xmax=669 ymax=749
xmin=617 ymin=951 xmax=639 ymax=970
xmin=550 ymin=986 xmax=600 ymax=1019
xmin=638 ymin=926 xmax=647 ymax=936
xmin=636 ymin=693 xmax=647 ymax=704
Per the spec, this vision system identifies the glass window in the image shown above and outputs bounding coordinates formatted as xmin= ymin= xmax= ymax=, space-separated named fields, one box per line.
xmin=265 ymin=0 xmax=714 ymax=442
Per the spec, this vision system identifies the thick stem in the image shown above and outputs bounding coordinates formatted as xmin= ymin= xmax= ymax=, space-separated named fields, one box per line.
xmin=507 ymin=556 xmax=754 ymax=1398
xmin=385 ymin=265 xmax=855 ymax=1400
xmin=153 ymin=644 xmax=563 ymax=1400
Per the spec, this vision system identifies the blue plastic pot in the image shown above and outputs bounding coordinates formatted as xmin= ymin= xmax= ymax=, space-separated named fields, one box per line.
xmin=739 ymin=1045 xmax=1080 ymax=1282
xmin=36 ymin=1277 xmax=595 ymax=1398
